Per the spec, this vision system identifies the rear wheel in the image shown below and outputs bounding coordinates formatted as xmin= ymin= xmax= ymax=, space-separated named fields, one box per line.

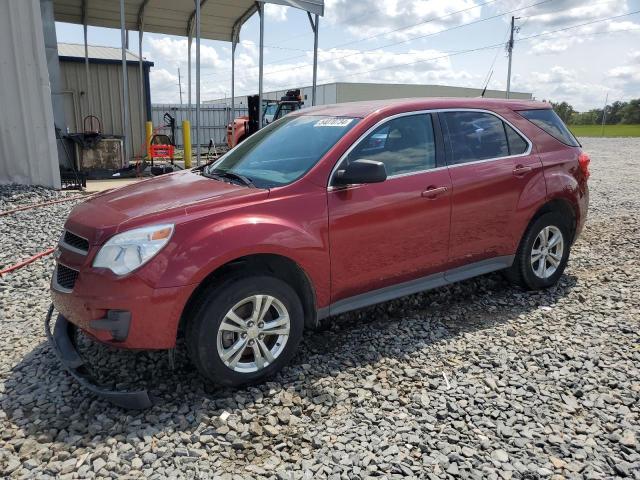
xmin=505 ymin=212 xmax=571 ymax=290
xmin=186 ymin=275 xmax=303 ymax=386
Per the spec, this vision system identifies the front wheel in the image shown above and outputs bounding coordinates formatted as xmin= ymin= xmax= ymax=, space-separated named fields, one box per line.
xmin=186 ymin=275 xmax=304 ymax=386
xmin=505 ymin=212 xmax=571 ymax=290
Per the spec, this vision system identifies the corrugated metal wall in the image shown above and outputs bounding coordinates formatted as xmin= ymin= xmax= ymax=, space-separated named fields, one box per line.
xmin=205 ymin=82 xmax=533 ymax=108
xmin=0 ymin=0 xmax=60 ymax=188
xmin=204 ymin=84 xmax=338 ymax=110
xmin=59 ymin=61 xmax=148 ymax=159
xmin=151 ymin=105 xmax=248 ymax=147
xmin=336 ymin=83 xmax=533 ymax=102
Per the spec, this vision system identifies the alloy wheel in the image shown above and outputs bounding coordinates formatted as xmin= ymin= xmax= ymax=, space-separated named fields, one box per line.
xmin=216 ymin=294 xmax=290 ymax=373
xmin=530 ymin=225 xmax=564 ymax=279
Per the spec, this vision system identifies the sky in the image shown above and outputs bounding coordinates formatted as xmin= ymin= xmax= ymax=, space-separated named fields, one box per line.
xmin=54 ymin=0 xmax=640 ymax=112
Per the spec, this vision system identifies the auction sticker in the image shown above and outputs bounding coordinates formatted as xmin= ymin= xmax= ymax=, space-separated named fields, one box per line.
xmin=314 ymin=118 xmax=354 ymax=127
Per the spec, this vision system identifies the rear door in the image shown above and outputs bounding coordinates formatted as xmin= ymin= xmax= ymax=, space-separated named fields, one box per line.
xmin=328 ymin=113 xmax=452 ymax=302
xmin=439 ymin=110 xmax=540 ymax=267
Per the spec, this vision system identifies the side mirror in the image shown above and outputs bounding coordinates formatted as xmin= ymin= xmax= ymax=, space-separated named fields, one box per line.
xmin=333 ymin=159 xmax=387 ymax=186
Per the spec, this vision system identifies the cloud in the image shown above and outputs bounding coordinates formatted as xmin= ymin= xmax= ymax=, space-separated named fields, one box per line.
xmin=504 ymin=0 xmax=629 ymax=28
xmin=324 ymin=0 xmax=484 ymax=41
xmin=607 ymin=51 xmax=640 ymax=95
xmin=265 ymin=4 xmax=288 ymax=22
xmin=196 ymin=44 xmax=477 ymax=102
xmin=509 ymin=0 xmax=640 ymax=55
xmin=512 ymin=66 xmax=615 ymax=111
xmin=145 ymin=36 xmax=224 ymax=70
xmin=149 ymin=68 xmax=180 ymax=104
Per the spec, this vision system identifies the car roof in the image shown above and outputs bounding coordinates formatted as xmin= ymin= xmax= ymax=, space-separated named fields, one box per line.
xmin=293 ymin=97 xmax=549 ymax=119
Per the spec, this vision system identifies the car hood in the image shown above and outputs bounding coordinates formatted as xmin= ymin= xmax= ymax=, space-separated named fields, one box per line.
xmin=64 ymin=170 xmax=267 ymax=245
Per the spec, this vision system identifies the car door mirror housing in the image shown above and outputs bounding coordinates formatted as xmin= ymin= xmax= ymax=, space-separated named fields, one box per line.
xmin=333 ymin=159 xmax=387 ymax=186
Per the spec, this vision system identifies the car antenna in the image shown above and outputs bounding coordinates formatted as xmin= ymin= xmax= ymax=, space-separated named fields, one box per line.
xmin=480 ymin=69 xmax=493 ymax=98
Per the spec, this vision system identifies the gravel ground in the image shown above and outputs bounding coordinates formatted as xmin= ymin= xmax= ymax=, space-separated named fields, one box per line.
xmin=1 ymin=138 xmax=639 ymax=479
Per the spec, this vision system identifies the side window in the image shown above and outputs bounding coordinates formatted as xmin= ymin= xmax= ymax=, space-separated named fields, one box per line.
xmin=519 ymin=109 xmax=579 ymax=147
xmin=442 ymin=111 xmax=509 ymax=164
xmin=504 ymin=123 xmax=528 ymax=155
xmin=347 ymin=114 xmax=436 ymax=176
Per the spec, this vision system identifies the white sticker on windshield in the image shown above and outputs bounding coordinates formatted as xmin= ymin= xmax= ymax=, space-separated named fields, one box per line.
xmin=314 ymin=118 xmax=354 ymax=127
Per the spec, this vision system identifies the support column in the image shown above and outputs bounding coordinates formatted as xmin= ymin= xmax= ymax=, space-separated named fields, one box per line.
xmin=258 ymin=2 xmax=264 ymax=129
xmin=83 ymin=21 xmax=91 ymax=117
xmin=139 ymin=30 xmax=145 ymax=157
xmin=308 ymin=12 xmax=319 ymax=106
xmin=40 ymin=0 xmax=68 ymax=169
xmin=120 ymin=0 xmax=130 ymax=165
xmin=188 ymin=34 xmax=192 ymax=120
xmin=231 ymin=40 xmax=236 ymax=145
xmin=195 ymin=0 xmax=201 ymax=165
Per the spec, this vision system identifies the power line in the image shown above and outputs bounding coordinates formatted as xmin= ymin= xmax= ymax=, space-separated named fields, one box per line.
xmin=201 ymin=0 xmax=505 ymax=79
xmin=203 ymin=0 xmax=553 ymax=82
xmin=235 ymin=10 xmax=640 ymax=96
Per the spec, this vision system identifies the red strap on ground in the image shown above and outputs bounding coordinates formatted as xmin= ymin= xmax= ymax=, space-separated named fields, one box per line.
xmin=0 ymin=247 xmax=56 ymax=276
xmin=0 ymin=194 xmax=88 ymax=217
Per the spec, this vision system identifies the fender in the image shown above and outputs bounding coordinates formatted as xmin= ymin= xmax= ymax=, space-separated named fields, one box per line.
xmin=135 ymin=189 xmax=331 ymax=308
xmin=512 ymin=146 xmax=583 ymax=250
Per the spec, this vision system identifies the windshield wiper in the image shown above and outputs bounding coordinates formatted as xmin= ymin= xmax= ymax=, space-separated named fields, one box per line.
xmin=205 ymin=169 xmax=256 ymax=188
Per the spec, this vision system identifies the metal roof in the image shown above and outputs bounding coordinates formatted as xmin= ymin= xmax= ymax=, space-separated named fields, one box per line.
xmin=57 ymin=42 xmax=143 ymax=62
xmin=53 ymin=0 xmax=324 ymax=42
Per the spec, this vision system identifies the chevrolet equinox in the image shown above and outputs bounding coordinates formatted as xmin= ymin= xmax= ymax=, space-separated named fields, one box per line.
xmin=47 ymin=98 xmax=590 ymax=408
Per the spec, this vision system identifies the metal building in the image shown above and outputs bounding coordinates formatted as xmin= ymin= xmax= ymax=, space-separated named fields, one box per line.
xmin=205 ymin=81 xmax=533 ymax=108
xmin=0 ymin=0 xmax=324 ymax=188
xmin=57 ymin=43 xmax=153 ymax=159
xmin=0 ymin=0 xmax=60 ymax=188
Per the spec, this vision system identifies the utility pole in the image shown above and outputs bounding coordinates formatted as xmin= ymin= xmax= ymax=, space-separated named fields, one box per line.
xmin=506 ymin=16 xmax=518 ymax=99
xmin=601 ymin=92 xmax=609 ymax=137
xmin=178 ymin=67 xmax=183 ymax=105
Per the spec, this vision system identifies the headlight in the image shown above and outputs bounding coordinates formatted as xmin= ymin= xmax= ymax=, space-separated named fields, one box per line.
xmin=93 ymin=224 xmax=174 ymax=275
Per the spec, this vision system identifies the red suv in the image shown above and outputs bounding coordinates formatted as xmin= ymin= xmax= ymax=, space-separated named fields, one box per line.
xmin=47 ymin=98 xmax=589 ymax=408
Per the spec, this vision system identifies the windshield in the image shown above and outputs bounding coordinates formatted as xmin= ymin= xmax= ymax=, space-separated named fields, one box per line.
xmin=208 ymin=115 xmax=359 ymax=188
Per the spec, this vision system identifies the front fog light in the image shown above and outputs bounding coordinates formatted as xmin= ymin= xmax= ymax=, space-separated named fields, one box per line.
xmin=93 ymin=224 xmax=174 ymax=275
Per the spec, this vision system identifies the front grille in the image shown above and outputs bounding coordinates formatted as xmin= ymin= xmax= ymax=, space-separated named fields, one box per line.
xmin=56 ymin=264 xmax=79 ymax=291
xmin=62 ymin=230 xmax=89 ymax=253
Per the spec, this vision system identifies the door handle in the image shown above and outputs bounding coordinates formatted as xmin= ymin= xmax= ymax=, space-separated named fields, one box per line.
xmin=513 ymin=165 xmax=532 ymax=176
xmin=421 ymin=186 xmax=448 ymax=199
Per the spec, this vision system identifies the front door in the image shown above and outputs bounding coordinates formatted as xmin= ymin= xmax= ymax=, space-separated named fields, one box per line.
xmin=328 ymin=113 xmax=452 ymax=303
xmin=438 ymin=110 xmax=540 ymax=267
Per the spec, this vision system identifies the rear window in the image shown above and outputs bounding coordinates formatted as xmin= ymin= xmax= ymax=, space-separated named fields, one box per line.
xmin=519 ymin=109 xmax=579 ymax=147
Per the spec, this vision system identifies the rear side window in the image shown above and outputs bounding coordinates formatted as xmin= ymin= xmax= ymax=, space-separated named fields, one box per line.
xmin=504 ymin=123 xmax=529 ymax=155
xmin=348 ymin=114 xmax=436 ymax=176
xmin=441 ymin=111 xmax=511 ymax=164
xmin=519 ymin=109 xmax=579 ymax=147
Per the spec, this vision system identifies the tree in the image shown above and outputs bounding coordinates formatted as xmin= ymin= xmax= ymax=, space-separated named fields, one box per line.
xmin=551 ymin=101 xmax=575 ymax=124
xmin=602 ymin=101 xmax=627 ymax=124
xmin=620 ymin=99 xmax=640 ymax=124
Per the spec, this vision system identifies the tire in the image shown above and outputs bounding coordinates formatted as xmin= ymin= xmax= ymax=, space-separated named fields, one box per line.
xmin=186 ymin=275 xmax=304 ymax=387
xmin=505 ymin=212 xmax=571 ymax=290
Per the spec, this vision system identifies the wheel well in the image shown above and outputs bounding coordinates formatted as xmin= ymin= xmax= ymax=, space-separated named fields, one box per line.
xmin=529 ymin=198 xmax=577 ymax=242
xmin=179 ymin=254 xmax=318 ymax=337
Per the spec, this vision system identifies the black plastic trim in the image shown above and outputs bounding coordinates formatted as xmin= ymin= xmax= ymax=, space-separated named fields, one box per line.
xmin=90 ymin=310 xmax=131 ymax=342
xmin=318 ymin=255 xmax=514 ymax=320
xmin=45 ymin=306 xmax=153 ymax=409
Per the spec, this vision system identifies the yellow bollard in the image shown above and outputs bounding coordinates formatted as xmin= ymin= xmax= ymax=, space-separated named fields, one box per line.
xmin=145 ymin=121 xmax=153 ymax=158
xmin=182 ymin=120 xmax=192 ymax=169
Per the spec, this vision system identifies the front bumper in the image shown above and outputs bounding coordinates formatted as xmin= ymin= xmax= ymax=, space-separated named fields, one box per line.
xmin=50 ymin=265 xmax=196 ymax=349
xmin=45 ymin=305 xmax=153 ymax=409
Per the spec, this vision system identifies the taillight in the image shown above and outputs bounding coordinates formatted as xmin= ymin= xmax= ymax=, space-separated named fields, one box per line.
xmin=578 ymin=153 xmax=590 ymax=179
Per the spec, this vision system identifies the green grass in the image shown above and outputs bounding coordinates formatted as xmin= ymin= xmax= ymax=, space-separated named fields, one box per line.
xmin=568 ymin=124 xmax=640 ymax=137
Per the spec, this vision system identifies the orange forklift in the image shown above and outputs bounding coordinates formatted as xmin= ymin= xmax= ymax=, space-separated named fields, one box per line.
xmin=226 ymin=89 xmax=303 ymax=148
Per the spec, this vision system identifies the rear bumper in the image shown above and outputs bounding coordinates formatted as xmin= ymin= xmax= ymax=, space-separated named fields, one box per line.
xmin=45 ymin=305 xmax=153 ymax=409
